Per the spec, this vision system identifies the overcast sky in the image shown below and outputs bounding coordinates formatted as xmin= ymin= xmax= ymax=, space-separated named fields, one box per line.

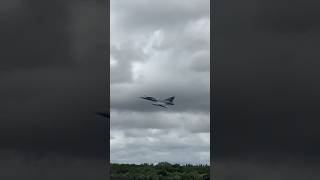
xmin=110 ymin=0 xmax=210 ymax=165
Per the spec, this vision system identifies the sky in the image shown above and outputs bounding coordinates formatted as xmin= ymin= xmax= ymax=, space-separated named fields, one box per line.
xmin=0 ymin=0 xmax=108 ymax=179
xmin=213 ymin=0 xmax=320 ymax=179
xmin=110 ymin=0 xmax=210 ymax=165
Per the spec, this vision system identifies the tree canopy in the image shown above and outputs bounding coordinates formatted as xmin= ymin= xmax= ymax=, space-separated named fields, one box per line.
xmin=111 ymin=162 xmax=210 ymax=180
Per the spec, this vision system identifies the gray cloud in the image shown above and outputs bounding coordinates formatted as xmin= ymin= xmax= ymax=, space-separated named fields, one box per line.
xmin=111 ymin=128 xmax=209 ymax=165
xmin=111 ymin=45 xmax=146 ymax=83
xmin=111 ymin=0 xmax=209 ymax=34
xmin=111 ymin=110 xmax=210 ymax=133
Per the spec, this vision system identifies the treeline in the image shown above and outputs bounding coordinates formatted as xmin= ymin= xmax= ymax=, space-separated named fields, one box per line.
xmin=111 ymin=162 xmax=210 ymax=180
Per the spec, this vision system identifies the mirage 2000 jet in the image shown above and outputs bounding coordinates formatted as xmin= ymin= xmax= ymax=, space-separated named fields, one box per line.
xmin=140 ymin=95 xmax=175 ymax=108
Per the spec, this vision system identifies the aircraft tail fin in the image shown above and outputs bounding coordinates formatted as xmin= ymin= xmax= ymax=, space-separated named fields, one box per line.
xmin=165 ymin=96 xmax=175 ymax=102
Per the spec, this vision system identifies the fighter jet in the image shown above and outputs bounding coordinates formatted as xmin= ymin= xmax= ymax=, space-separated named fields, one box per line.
xmin=140 ymin=95 xmax=175 ymax=108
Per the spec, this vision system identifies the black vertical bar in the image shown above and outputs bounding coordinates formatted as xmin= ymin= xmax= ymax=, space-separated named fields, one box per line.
xmin=106 ymin=0 xmax=111 ymax=178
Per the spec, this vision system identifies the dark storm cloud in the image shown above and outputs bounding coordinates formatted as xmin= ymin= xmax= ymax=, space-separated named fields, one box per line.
xmin=0 ymin=0 xmax=108 ymax=165
xmin=213 ymin=0 xmax=320 ymax=162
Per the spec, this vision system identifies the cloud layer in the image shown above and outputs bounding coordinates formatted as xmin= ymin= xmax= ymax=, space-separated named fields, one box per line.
xmin=110 ymin=0 xmax=210 ymax=164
